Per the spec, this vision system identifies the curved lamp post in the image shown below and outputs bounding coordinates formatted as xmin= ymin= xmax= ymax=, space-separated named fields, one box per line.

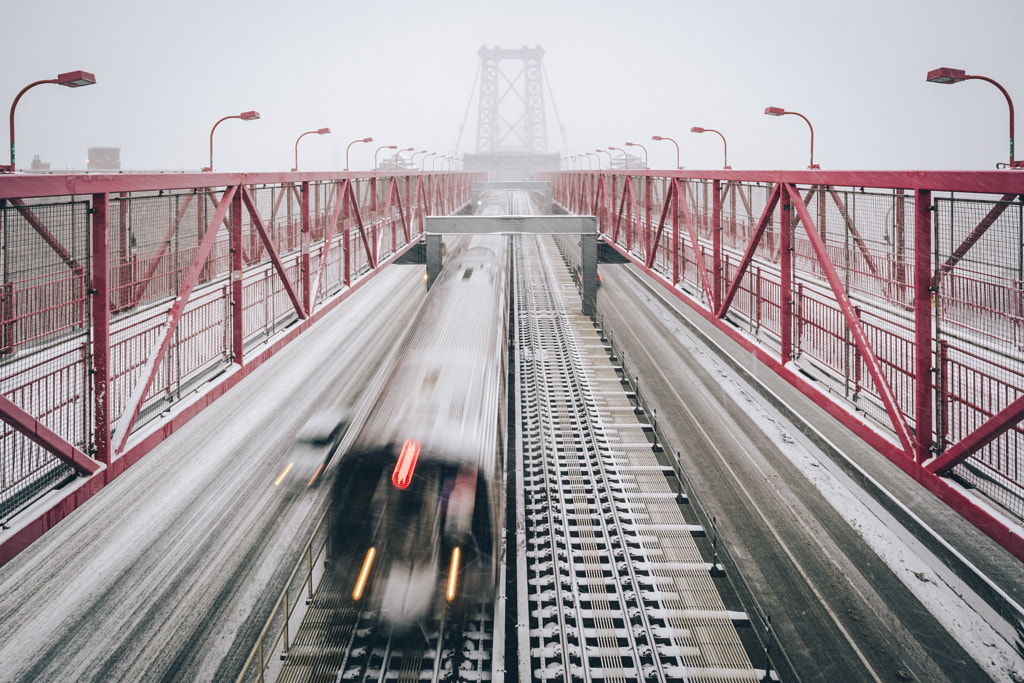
xmin=608 ymin=146 xmax=629 ymax=170
xmin=764 ymin=106 xmax=818 ymax=169
xmin=421 ymin=152 xmax=437 ymax=170
xmin=927 ymin=67 xmax=1022 ymax=168
xmin=625 ymin=141 xmax=648 ymax=168
xmin=595 ymin=148 xmax=614 ymax=169
xmin=344 ymin=136 xmax=373 ymax=171
xmin=292 ymin=127 xmax=330 ymax=171
xmin=204 ymin=110 xmax=260 ymax=172
xmin=374 ymin=144 xmax=397 ymax=170
xmin=585 ymin=152 xmax=601 ymax=170
xmin=691 ymin=127 xmax=730 ymax=169
xmin=3 ymin=70 xmax=97 ymax=173
xmin=651 ymin=135 xmax=681 ymax=169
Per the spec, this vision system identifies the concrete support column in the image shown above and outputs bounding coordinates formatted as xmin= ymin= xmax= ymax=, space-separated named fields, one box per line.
xmin=426 ymin=234 xmax=443 ymax=288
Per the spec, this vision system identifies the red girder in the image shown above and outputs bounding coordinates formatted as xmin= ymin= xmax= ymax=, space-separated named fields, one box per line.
xmin=937 ymin=193 xmax=1019 ymax=281
xmin=716 ymin=184 xmax=782 ymax=317
xmin=0 ymin=393 xmax=100 ymax=476
xmin=543 ymin=167 xmax=1024 ymax=563
xmin=111 ymin=185 xmax=238 ymax=456
xmin=786 ymin=184 xmax=915 ymax=455
xmin=240 ymin=185 xmax=306 ymax=320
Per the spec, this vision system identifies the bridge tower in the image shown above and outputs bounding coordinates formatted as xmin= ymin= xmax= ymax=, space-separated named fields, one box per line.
xmin=465 ymin=45 xmax=560 ymax=179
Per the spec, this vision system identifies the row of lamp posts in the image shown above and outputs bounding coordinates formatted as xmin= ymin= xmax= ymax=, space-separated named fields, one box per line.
xmin=563 ymin=65 xmax=1021 ymax=171
xmin=1 ymin=70 xmax=466 ymax=173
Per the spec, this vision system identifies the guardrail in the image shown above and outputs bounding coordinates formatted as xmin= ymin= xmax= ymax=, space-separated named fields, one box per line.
xmin=542 ymin=168 xmax=1024 ymax=562
xmin=235 ymin=508 xmax=330 ymax=683
xmin=0 ymin=170 xmax=484 ymax=566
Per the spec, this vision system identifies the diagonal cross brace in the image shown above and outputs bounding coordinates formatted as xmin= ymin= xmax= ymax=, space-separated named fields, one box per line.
xmin=0 ymin=394 xmax=100 ymax=476
xmin=111 ymin=185 xmax=238 ymax=457
xmin=716 ymin=184 xmax=783 ymax=317
xmin=786 ymin=183 xmax=914 ymax=456
xmin=240 ymin=186 xmax=305 ymax=319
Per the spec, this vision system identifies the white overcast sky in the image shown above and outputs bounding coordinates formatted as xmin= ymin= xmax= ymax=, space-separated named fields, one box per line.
xmin=4 ymin=0 xmax=1021 ymax=172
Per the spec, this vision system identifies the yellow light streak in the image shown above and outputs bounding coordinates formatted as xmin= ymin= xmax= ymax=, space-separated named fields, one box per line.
xmin=446 ymin=547 xmax=460 ymax=602
xmin=353 ymin=547 xmax=376 ymax=601
xmin=307 ymin=463 xmax=325 ymax=487
xmin=273 ymin=462 xmax=294 ymax=486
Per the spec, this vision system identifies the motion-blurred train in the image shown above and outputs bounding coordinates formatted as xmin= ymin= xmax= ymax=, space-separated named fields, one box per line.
xmin=327 ymin=222 xmax=509 ymax=630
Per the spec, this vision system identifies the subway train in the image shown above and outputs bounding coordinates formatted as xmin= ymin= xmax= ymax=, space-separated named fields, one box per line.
xmin=326 ymin=225 xmax=509 ymax=631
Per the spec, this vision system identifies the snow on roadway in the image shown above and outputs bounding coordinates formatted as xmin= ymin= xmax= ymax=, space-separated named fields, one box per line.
xmin=622 ymin=274 xmax=1024 ymax=682
xmin=0 ymin=264 xmax=427 ymax=682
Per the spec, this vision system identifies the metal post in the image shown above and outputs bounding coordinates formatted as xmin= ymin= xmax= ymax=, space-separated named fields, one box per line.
xmin=91 ymin=192 xmax=111 ymax=468
xmin=672 ymin=179 xmax=680 ymax=287
xmin=301 ymin=181 xmax=311 ymax=314
xmin=426 ymin=234 xmax=442 ymax=288
xmin=712 ymin=179 xmax=722 ymax=309
xmin=581 ymin=232 xmax=597 ymax=317
xmin=914 ymin=189 xmax=934 ymax=463
xmin=231 ymin=189 xmax=244 ymax=364
xmin=780 ymin=184 xmax=793 ymax=362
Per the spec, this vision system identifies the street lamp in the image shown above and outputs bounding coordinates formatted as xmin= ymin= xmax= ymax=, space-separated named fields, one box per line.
xmin=374 ymin=144 xmax=398 ymax=170
xmin=595 ymin=148 xmax=614 ymax=169
xmin=608 ymin=146 xmax=629 ymax=169
xmin=205 ymin=110 xmax=260 ymax=172
xmin=581 ymin=153 xmax=594 ymax=170
xmin=3 ymin=70 xmax=97 ymax=173
xmin=927 ymin=67 xmax=1022 ymax=168
xmin=764 ymin=106 xmax=818 ymax=169
xmin=691 ymin=127 xmax=730 ymax=169
xmin=651 ymin=135 xmax=681 ymax=169
xmin=291 ymin=127 xmax=330 ymax=171
xmin=625 ymin=141 xmax=648 ymax=168
xmin=344 ymin=136 xmax=373 ymax=171
xmin=587 ymin=152 xmax=602 ymax=170
xmin=422 ymin=152 xmax=437 ymax=170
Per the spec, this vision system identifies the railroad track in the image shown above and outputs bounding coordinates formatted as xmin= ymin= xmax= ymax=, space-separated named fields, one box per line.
xmin=259 ymin=227 xmax=763 ymax=683
xmin=513 ymin=234 xmax=759 ymax=682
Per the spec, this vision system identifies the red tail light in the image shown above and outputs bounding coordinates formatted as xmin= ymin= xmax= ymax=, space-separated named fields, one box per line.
xmin=392 ymin=438 xmax=421 ymax=489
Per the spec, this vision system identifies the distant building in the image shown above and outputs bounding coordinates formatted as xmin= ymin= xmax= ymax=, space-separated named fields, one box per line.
xmin=88 ymin=147 xmax=120 ymax=171
xmin=29 ymin=155 xmax=50 ymax=171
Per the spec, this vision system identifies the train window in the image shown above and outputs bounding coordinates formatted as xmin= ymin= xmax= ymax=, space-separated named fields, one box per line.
xmin=462 ymin=268 xmax=474 ymax=280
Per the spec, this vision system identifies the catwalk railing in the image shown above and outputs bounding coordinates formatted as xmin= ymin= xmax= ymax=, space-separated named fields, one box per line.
xmin=541 ymin=168 xmax=1024 ymax=562
xmin=0 ymin=169 xmax=482 ymax=565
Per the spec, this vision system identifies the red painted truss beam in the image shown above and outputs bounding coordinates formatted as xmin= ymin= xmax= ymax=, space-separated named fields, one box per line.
xmin=111 ymin=185 xmax=238 ymax=456
xmin=936 ymin=193 xmax=1018 ymax=282
xmin=785 ymin=183 xmax=915 ymax=456
xmin=678 ymin=181 xmax=716 ymax=307
xmin=927 ymin=395 xmax=1024 ymax=474
xmin=346 ymin=180 xmax=376 ymax=270
xmin=8 ymin=198 xmax=85 ymax=282
xmin=240 ymin=185 xmax=306 ymax=320
xmin=716 ymin=183 xmax=783 ymax=317
xmin=0 ymin=394 xmax=100 ymax=476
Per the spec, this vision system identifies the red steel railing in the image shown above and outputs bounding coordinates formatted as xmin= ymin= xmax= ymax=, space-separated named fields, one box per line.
xmin=0 ymin=170 xmax=482 ymax=566
xmin=542 ymin=168 xmax=1024 ymax=562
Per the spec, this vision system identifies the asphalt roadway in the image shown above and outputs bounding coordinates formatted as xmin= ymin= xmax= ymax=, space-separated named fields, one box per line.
xmin=0 ymin=265 xmax=428 ymax=682
xmin=595 ymin=261 xmax=1024 ymax=682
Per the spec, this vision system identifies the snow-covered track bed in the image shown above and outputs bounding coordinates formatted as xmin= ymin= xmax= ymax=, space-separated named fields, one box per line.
xmin=513 ymin=235 xmax=759 ymax=682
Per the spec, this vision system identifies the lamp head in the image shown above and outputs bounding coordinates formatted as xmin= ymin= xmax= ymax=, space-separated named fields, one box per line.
xmin=927 ymin=67 xmax=968 ymax=84
xmin=764 ymin=107 xmax=786 ymax=116
xmin=362 ymin=136 xmax=373 ymax=142
xmin=651 ymin=135 xmax=664 ymax=141
xmin=316 ymin=128 xmax=331 ymax=135
xmin=57 ymin=71 xmax=96 ymax=87
xmin=691 ymin=127 xmax=705 ymax=133
xmin=240 ymin=110 xmax=261 ymax=121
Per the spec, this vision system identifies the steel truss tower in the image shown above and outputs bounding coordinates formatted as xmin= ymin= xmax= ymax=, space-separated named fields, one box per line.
xmin=475 ymin=45 xmax=548 ymax=155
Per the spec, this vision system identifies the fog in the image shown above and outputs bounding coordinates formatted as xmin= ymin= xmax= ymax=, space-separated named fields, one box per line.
xmin=4 ymin=0 xmax=1021 ymax=172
